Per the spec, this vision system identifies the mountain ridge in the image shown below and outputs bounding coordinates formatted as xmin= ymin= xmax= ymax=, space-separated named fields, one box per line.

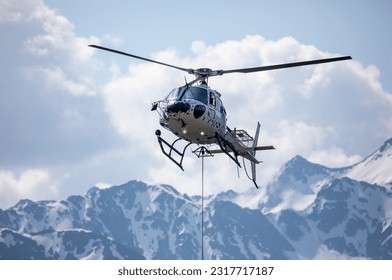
xmin=345 ymin=137 xmax=392 ymax=186
xmin=0 ymin=138 xmax=391 ymax=259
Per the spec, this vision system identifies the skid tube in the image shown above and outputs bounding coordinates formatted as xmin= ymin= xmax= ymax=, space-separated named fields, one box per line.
xmin=155 ymin=130 xmax=191 ymax=171
xmin=215 ymin=132 xmax=241 ymax=168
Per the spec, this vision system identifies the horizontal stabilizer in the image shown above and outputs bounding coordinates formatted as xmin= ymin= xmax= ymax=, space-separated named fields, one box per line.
xmin=209 ymin=145 xmax=275 ymax=154
xmin=253 ymin=145 xmax=275 ymax=151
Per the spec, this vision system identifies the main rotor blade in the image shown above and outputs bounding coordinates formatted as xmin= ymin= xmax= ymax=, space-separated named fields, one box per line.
xmin=220 ymin=56 xmax=352 ymax=75
xmin=89 ymin=45 xmax=193 ymax=74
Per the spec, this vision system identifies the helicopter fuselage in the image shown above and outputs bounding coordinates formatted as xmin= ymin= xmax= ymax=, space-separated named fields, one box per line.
xmin=153 ymin=84 xmax=226 ymax=144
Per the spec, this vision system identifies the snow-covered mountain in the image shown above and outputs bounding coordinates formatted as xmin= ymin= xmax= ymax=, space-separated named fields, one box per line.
xmin=345 ymin=138 xmax=392 ymax=186
xmin=1 ymin=138 xmax=391 ymax=259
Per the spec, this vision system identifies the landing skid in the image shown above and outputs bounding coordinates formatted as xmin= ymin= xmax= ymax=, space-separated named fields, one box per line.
xmin=155 ymin=130 xmax=191 ymax=171
xmin=155 ymin=129 xmax=270 ymax=189
xmin=215 ymin=132 xmax=241 ymax=168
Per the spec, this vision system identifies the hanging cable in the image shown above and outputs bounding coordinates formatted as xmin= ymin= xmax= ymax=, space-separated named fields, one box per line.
xmin=192 ymin=146 xmax=213 ymax=260
xmin=201 ymin=154 xmax=204 ymax=260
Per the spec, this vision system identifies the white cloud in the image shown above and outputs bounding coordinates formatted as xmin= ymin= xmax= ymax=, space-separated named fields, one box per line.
xmin=308 ymin=147 xmax=363 ymax=168
xmin=0 ymin=0 xmax=119 ymax=164
xmin=0 ymin=169 xmax=59 ymax=208
xmin=23 ymin=65 xmax=97 ymax=96
xmin=1 ymin=0 xmax=102 ymax=97
xmin=20 ymin=4 xmax=100 ymax=96
xmin=0 ymin=0 xmax=127 ymax=208
xmin=270 ymin=120 xmax=334 ymax=157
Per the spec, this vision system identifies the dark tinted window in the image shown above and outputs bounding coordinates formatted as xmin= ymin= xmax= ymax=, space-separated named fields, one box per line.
xmin=181 ymin=87 xmax=208 ymax=104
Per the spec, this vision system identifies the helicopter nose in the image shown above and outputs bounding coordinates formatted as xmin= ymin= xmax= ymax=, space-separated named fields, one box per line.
xmin=166 ymin=101 xmax=191 ymax=114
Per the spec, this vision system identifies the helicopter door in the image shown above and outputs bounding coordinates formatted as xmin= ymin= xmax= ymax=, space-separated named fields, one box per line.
xmin=208 ymin=91 xmax=216 ymax=118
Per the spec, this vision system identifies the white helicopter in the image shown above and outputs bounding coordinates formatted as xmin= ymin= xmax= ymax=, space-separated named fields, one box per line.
xmin=89 ymin=44 xmax=351 ymax=188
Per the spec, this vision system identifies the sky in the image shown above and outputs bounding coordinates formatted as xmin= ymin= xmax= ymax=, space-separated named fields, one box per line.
xmin=1 ymin=0 xmax=392 ymax=208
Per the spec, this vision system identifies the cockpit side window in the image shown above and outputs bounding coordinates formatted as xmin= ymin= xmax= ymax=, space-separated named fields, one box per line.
xmin=209 ymin=92 xmax=216 ymax=107
xmin=181 ymin=87 xmax=208 ymax=104
xmin=221 ymin=106 xmax=226 ymax=116
xmin=219 ymin=100 xmax=226 ymax=116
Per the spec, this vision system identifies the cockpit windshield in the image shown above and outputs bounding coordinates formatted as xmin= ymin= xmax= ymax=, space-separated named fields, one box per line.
xmin=165 ymin=88 xmax=181 ymax=101
xmin=181 ymin=87 xmax=208 ymax=104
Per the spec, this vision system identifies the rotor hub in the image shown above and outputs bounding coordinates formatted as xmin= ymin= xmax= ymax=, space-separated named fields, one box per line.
xmin=193 ymin=68 xmax=223 ymax=78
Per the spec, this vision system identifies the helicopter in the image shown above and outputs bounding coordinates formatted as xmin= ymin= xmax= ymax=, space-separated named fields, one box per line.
xmin=89 ymin=44 xmax=351 ymax=188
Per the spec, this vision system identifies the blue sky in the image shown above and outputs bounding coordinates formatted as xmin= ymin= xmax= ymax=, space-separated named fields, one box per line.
xmin=45 ymin=0 xmax=392 ymax=88
xmin=1 ymin=0 xmax=392 ymax=208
